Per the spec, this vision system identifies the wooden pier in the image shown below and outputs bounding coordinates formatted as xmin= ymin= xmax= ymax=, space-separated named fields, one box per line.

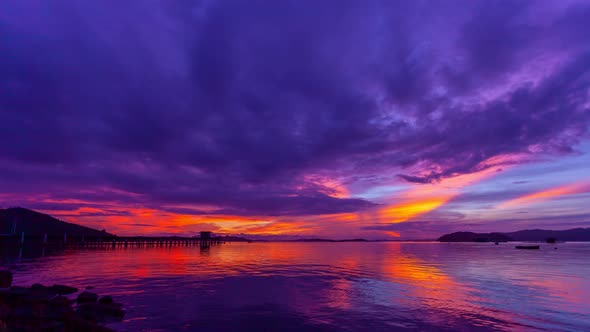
xmin=0 ymin=232 xmax=224 ymax=249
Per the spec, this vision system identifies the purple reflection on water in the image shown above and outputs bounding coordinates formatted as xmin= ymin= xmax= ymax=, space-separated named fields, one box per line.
xmin=3 ymin=242 xmax=590 ymax=331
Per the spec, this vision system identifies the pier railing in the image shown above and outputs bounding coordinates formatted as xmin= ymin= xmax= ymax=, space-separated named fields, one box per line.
xmin=0 ymin=234 xmax=225 ymax=248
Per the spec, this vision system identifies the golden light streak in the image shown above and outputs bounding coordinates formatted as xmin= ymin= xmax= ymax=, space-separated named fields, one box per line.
xmin=235 ymin=221 xmax=316 ymax=235
xmin=385 ymin=231 xmax=400 ymax=238
xmin=380 ymin=197 xmax=450 ymax=223
xmin=378 ymin=161 xmax=506 ymax=224
xmin=499 ymin=180 xmax=590 ymax=208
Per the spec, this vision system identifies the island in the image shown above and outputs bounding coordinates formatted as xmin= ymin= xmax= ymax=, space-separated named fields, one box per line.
xmin=438 ymin=228 xmax=590 ymax=242
xmin=437 ymin=232 xmax=512 ymax=242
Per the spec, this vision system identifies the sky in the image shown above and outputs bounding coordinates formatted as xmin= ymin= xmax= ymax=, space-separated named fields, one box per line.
xmin=1 ymin=0 xmax=589 ymax=239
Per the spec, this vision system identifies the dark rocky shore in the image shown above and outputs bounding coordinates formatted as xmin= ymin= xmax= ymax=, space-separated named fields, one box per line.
xmin=0 ymin=270 xmax=124 ymax=332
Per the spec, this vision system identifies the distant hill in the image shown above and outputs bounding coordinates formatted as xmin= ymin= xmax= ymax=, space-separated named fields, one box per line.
xmin=438 ymin=232 xmax=512 ymax=242
xmin=221 ymin=235 xmax=253 ymax=242
xmin=507 ymin=228 xmax=590 ymax=241
xmin=0 ymin=207 xmax=115 ymax=237
xmin=438 ymin=228 xmax=590 ymax=242
xmin=295 ymin=238 xmax=369 ymax=242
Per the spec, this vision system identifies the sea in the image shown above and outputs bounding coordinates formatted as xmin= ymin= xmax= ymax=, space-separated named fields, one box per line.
xmin=2 ymin=242 xmax=589 ymax=331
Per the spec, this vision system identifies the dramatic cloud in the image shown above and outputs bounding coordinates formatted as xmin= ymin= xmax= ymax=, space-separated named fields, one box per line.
xmin=1 ymin=0 xmax=589 ymax=236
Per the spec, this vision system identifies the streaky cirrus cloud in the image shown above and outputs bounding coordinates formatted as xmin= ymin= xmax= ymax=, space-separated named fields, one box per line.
xmin=499 ymin=180 xmax=590 ymax=208
xmin=1 ymin=0 xmax=589 ymax=236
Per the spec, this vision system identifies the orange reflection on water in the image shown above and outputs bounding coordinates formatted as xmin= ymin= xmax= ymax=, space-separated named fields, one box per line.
xmin=380 ymin=244 xmax=452 ymax=286
xmin=12 ymin=241 xmax=589 ymax=331
xmin=529 ymin=278 xmax=589 ymax=307
xmin=324 ymin=255 xmax=360 ymax=311
xmin=379 ymin=244 xmax=517 ymax=327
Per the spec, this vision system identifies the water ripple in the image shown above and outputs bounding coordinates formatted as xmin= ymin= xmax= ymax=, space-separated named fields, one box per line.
xmin=3 ymin=242 xmax=590 ymax=331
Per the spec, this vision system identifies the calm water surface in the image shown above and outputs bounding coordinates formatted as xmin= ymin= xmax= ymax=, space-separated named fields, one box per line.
xmin=2 ymin=242 xmax=590 ymax=331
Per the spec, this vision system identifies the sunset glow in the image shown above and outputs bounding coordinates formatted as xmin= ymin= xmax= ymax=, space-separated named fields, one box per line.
xmin=2 ymin=2 xmax=590 ymax=332
xmin=1 ymin=0 xmax=589 ymax=239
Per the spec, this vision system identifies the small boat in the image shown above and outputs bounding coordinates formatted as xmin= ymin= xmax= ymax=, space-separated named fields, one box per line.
xmin=515 ymin=245 xmax=540 ymax=250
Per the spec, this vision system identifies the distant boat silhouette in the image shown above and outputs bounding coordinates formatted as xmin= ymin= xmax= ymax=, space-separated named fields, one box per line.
xmin=515 ymin=245 xmax=540 ymax=250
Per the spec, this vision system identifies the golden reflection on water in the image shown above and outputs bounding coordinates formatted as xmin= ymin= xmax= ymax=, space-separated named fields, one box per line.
xmin=6 ymin=242 xmax=590 ymax=331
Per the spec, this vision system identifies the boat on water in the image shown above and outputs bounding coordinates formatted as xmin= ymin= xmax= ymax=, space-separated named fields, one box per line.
xmin=515 ymin=245 xmax=540 ymax=250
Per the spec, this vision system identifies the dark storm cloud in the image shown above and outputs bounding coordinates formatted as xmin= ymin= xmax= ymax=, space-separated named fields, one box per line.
xmin=1 ymin=0 xmax=589 ymax=215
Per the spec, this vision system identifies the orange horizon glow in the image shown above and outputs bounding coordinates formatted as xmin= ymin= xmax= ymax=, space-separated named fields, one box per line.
xmin=3 ymin=154 xmax=527 ymax=238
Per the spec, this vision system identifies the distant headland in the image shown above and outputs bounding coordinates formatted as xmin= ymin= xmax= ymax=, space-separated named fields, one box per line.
xmin=295 ymin=238 xmax=369 ymax=242
xmin=0 ymin=207 xmax=115 ymax=237
xmin=438 ymin=228 xmax=590 ymax=242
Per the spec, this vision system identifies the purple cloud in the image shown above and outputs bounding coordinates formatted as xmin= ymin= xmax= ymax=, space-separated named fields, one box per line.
xmin=0 ymin=0 xmax=589 ymax=219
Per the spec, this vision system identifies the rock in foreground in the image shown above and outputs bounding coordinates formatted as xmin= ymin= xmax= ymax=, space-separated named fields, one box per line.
xmin=0 ymin=272 xmax=124 ymax=332
xmin=0 ymin=270 xmax=12 ymax=288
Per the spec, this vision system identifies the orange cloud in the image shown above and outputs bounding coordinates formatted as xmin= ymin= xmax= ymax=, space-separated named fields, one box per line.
xmin=380 ymin=197 xmax=450 ymax=223
xmin=235 ymin=221 xmax=315 ymax=235
xmin=384 ymin=231 xmax=400 ymax=237
xmin=279 ymin=155 xmax=522 ymax=238
xmin=499 ymin=180 xmax=590 ymax=208
xmin=302 ymin=174 xmax=349 ymax=198
xmin=8 ymin=153 xmax=524 ymax=238
xmin=33 ymin=202 xmax=278 ymax=236
xmin=378 ymin=161 xmax=505 ymax=224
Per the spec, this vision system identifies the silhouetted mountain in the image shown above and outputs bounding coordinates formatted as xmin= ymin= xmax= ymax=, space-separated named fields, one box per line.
xmin=0 ymin=207 xmax=114 ymax=237
xmin=299 ymin=238 xmax=336 ymax=242
xmin=507 ymin=228 xmax=590 ymax=241
xmin=296 ymin=238 xmax=369 ymax=242
xmin=221 ymin=235 xmax=253 ymax=242
xmin=438 ymin=228 xmax=590 ymax=242
xmin=438 ymin=232 xmax=512 ymax=242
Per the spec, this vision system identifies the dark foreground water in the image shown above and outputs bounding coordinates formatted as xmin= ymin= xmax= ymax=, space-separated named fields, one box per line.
xmin=2 ymin=242 xmax=590 ymax=331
